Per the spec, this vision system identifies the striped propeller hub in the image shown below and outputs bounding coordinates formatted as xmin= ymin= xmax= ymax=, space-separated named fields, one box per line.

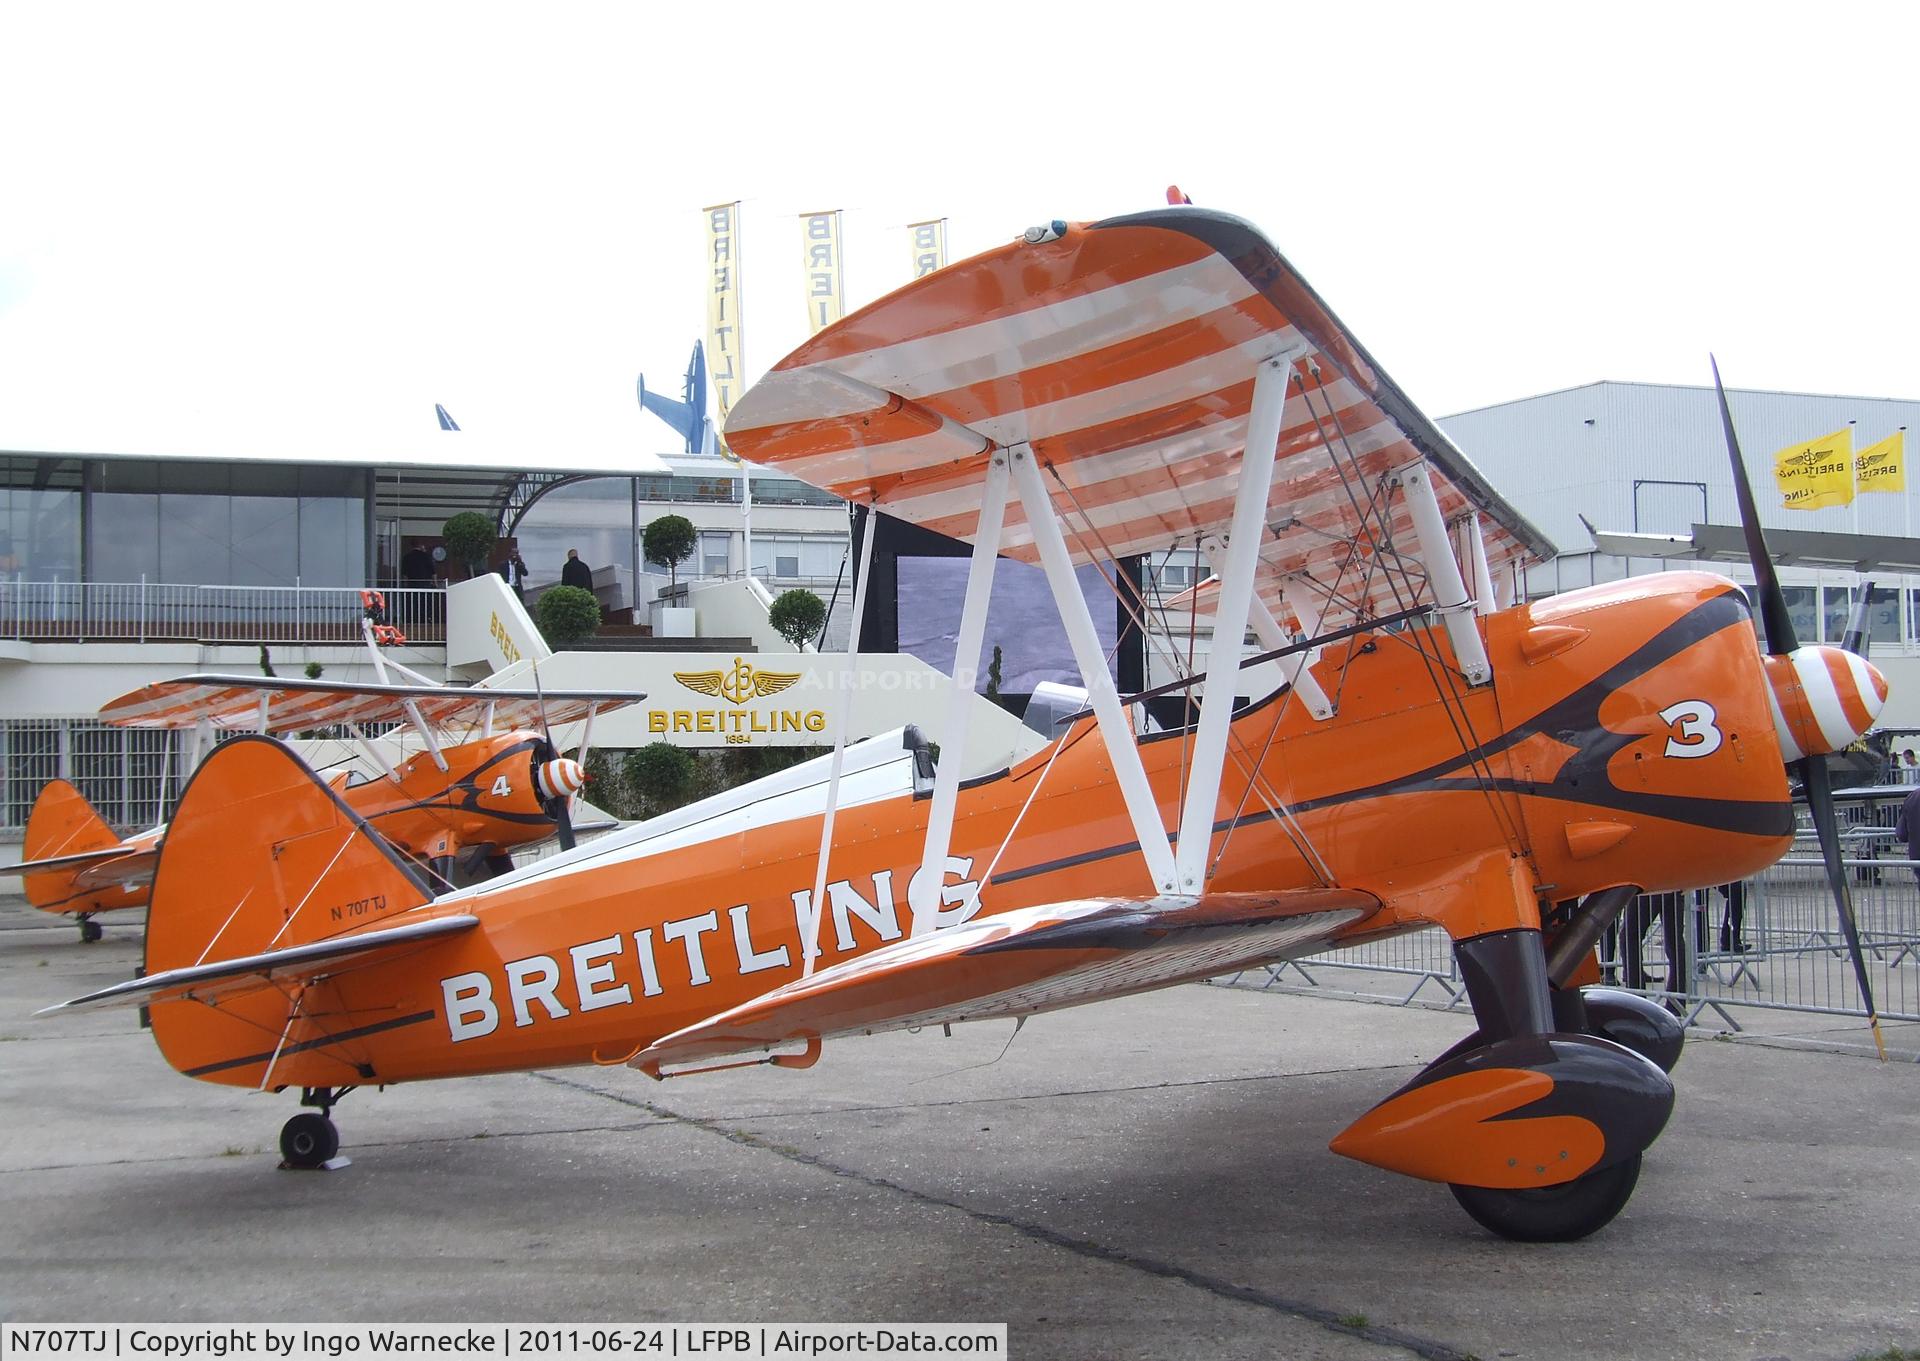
xmin=1765 ymin=647 xmax=1889 ymax=762
xmin=535 ymin=759 xmax=587 ymax=802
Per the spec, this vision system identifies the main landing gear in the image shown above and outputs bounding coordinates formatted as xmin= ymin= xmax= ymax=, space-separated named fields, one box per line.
xmin=279 ymin=1087 xmax=351 ymax=1170
xmin=77 ymin=915 xmax=102 ymax=944
xmin=1330 ymin=927 xmax=1675 ymax=1242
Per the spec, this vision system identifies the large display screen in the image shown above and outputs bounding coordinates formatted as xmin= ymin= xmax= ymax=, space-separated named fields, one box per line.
xmin=897 ymin=556 xmax=1117 ymax=693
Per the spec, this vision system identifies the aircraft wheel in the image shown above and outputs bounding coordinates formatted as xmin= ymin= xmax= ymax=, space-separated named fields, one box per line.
xmin=77 ymin=917 xmax=103 ymax=944
xmin=1449 ymin=1153 xmax=1641 ymax=1242
xmin=279 ymin=1113 xmax=339 ymax=1169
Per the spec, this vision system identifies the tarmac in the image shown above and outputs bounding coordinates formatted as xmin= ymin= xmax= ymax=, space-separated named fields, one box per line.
xmin=2 ymin=898 xmax=1918 ymax=1361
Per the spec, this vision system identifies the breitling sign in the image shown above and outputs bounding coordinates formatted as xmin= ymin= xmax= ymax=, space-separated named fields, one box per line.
xmin=649 ymin=657 xmax=827 ymax=744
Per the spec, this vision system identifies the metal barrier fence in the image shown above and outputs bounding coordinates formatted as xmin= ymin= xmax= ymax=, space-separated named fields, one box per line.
xmin=1214 ymin=834 xmax=1920 ymax=1056
xmin=0 ymin=719 xmax=187 ymax=831
xmin=0 ymin=581 xmax=447 ymax=644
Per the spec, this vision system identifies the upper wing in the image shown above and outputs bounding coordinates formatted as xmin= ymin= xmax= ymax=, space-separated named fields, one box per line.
xmin=36 ymin=914 xmax=478 ymax=1015
xmin=632 ymin=888 xmax=1376 ymax=1075
xmin=99 ymin=675 xmax=646 ymax=734
xmin=725 ymin=206 xmax=1552 ymax=631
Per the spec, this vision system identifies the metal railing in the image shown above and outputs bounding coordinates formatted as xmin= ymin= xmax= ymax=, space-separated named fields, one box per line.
xmin=1214 ymin=838 xmax=1920 ymax=1059
xmin=0 ymin=581 xmax=447 ymax=644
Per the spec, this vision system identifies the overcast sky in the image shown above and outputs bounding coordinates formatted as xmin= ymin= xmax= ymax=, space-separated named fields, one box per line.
xmin=2 ymin=2 xmax=1916 ymax=462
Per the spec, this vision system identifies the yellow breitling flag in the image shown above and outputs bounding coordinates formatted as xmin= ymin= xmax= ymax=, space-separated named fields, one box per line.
xmin=1855 ymin=430 xmax=1905 ymax=494
xmin=908 ymin=218 xmax=947 ymax=278
xmin=1772 ymin=428 xmax=1855 ymax=510
xmin=704 ymin=201 xmax=746 ymax=458
xmin=800 ymin=210 xmax=845 ymax=335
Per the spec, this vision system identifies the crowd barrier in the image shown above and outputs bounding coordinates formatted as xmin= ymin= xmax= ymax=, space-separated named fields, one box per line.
xmin=1215 ymin=832 xmax=1920 ymax=1058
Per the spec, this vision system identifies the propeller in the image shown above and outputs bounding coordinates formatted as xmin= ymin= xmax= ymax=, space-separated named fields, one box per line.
xmin=528 ymin=659 xmax=578 ymax=852
xmin=1714 ymin=358 xmax=1888 ymax=1058
xmin=1841 ymin=580 xmax=1875 ymax=657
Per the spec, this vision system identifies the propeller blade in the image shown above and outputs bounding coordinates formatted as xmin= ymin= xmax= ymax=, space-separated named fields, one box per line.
xmin=1712 ymin=358 xmax=1799 ymax=654
xmin=1797 ymin=753 xmax=1888 ymax=1059
xmin=549 ymin=797 xmax=577 ymax=851
xmin=1841 ymin=581 xmax=1875 ymax=657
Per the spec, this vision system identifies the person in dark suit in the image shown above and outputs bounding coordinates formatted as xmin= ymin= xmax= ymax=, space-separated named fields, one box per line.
xmin=1895 ymin=785 xmax=1920 ymax=888
xmin=560 ymin=548 xmax=593 ymax=593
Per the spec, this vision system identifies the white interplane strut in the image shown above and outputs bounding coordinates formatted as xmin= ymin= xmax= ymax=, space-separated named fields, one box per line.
xmin=1457 ymin=512 xmax=1496 ymax=616
xmin=1175 ymin=353 xmax=1299 ymax=891
xmin=1201 ymin=543 xmax=1334 ymax=721
xmin=802 ymin=515 xmax=878 ymax=975
xmin=1009 ymin=443 xmax=1180 ymax=895
xmin=910 ymin=451 xmax=1010 ymax=934
xmin=1391 ymin=459 xmax=1492 ymax=686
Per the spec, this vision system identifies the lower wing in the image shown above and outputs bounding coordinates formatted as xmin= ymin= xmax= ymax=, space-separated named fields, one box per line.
xmin=633 ymin=888 xmax=1377 ymax=1076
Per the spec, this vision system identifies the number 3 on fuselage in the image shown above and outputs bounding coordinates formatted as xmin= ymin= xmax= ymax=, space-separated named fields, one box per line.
xmin=1659 ymin=699 xmax=1722 ymax=759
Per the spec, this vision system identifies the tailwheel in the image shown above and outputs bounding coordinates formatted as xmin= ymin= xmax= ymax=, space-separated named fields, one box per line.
xmin=1449 ymin=1153 xmax=1642 ymax=1242
xmin=279 ymin=1112 xmax=340 ymax=1169
xmin=77 ymin=916 xmax=102 ymax=944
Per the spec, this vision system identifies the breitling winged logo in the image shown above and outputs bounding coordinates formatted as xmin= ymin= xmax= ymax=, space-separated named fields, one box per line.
xmin=674 ymin=656 xmax=803 ymax=706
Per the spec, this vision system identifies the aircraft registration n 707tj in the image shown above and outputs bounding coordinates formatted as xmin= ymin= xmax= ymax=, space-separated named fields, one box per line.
xmin=40 ymin=201 xmax=1890 ymax=1242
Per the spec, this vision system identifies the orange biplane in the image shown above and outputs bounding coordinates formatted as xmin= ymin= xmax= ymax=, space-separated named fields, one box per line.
xmin=10 ymin=620 xmax=643 ymax=938
xmin=39 ymin=204 xmax=1889 ymax=1240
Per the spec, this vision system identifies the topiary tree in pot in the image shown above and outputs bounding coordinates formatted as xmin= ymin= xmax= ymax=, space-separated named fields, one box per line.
xmin=643 ymin=514 xmax=698 ymax=597
xmin=441 ymin=512 xmax=497 ymax=580
xmin=768 ymin=588 xmax=826 ymax=650
xmin=535 ymin=584 xmax=601 ymax=647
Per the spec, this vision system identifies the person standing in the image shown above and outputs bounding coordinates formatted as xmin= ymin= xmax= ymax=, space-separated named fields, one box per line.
xmin=498 ymin=551 xmax=528 ymax=601
xmin=561 ymin=548 xmax=592 ymax=593
xmin=1895 ymin=784 xmax=1920 ymax=888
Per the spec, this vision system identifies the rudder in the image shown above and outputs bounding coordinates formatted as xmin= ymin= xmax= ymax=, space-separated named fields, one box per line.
xmin=22 ymin=779 xmax=122 ymax=914
xmin=146 ymin=735 xmax=434 ymax=1086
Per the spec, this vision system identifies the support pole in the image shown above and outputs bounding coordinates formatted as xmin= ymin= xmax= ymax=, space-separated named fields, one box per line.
xmin=1176 ymin=354 xmax=1294 ymax=890
xmin=1460 ymin=512 xmax=1496 ymax=616
xmin=801 ymin=512 xmax=877 ymax=974
xmin=1392 ymin=460 xmax=1492 ymax=685
xmin=1009 ymin=444 xmax=1178 ymax=895
xmin=1203 ymin=543 xmax=1333 ymax=720
xmin=911 ymin=450 xmax=1010 ymax=933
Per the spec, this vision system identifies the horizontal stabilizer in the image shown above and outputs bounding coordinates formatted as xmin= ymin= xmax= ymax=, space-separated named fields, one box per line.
xmin=633 ymin=889 xmax=1375 ymax=1075
xmin=37 ymin=914 xmax=478 ymax=1016
xmin=101 ymin=674 xmax=646 ymax=734
xmin=3 ymin=846 xmax=137 ymax=877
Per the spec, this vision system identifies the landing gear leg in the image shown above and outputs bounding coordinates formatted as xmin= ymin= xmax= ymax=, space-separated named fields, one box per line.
xmin=77 ymin=915 xmax=102 ymax=944
xmin=279 ymin=1087 xmax=351 ymax=1170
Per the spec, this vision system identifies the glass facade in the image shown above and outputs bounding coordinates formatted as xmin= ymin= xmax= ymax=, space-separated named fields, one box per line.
xmin=87 ymin=460 xmax=365 ymax=587
xmin=0 ymin=458 xmax=83 ymax=581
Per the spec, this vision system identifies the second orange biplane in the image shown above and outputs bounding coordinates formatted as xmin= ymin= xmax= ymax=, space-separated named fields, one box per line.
xmin=40 ymin=204 xmax=1889 ymax=1241
xmin=10 ymin=611 xmax=643 ymax=937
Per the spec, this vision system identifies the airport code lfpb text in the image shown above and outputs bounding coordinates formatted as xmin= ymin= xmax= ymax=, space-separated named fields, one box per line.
xmin=1 ymin=1327 xmax=1008 ymax=1361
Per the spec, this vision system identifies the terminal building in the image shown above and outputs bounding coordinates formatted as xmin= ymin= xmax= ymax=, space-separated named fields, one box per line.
xmin=3 ymin=376 xmax=1916 ymax=845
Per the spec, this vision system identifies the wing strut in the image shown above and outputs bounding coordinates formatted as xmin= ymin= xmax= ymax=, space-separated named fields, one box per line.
xmin=910 ymin=449 xmax=1011 ymax=932
xmin=1010 ymin=443 xmax=1179 ymax=895
xmin=1390 ymin=459 xmax=1492 ymax=685
xmin=801 ymin=513 xmax=879 ymax=975
xmin=1177 ymin=350 xmax=1303 ymax=890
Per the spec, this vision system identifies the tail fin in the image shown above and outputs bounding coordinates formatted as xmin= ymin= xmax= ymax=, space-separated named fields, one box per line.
xmin=22 ymin=780 xmax=122 ymax=913
xmin=144 ymin=735 xmax=434 ymax=1086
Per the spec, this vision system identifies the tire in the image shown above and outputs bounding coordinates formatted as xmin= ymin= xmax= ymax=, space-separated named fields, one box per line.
xmin=78 ymin=918 xmax=103 ymax=944
xmin=279 ymin=1113 xmax=340 ymax=1168
xmin=1449 ymin=1153 xmax=1642 ymax=1242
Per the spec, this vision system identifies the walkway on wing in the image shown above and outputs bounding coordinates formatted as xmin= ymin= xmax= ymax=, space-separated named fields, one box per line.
xmin=2 ymin=897 xmax=1916 ymax=1359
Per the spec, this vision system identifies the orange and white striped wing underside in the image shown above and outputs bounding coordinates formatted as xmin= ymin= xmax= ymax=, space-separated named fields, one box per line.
xmin=99 ymin=676 xmax=641 ymax=734
xmin=725 ymin=207 xmax=1549 ymax=630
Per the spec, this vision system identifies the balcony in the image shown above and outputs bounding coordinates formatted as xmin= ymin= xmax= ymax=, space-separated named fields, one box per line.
xmin=0 ymin=582 xmax=448 ymax=645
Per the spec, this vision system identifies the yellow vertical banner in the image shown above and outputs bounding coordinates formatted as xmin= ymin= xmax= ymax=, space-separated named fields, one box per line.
xmin=1772 ymin=428 xmax=1855 ymax=510
xmin=800 ymin=210 xmax=844 ymax=335
xmin=908 ymin=218 xmax=947 ymax=278
xmin=704 ymin=201 xmax=746 ymax=456
xmin=1856 ymin=430 xmax=1905 ymax=493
